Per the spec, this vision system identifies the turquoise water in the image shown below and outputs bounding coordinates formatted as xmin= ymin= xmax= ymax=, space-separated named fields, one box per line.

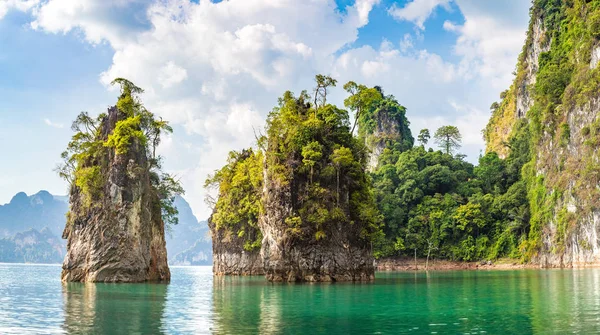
xmin=2 ymin=264 xmax=600 ymax=334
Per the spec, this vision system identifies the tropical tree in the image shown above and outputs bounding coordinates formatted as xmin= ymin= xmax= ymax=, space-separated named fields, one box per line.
xmin=313 ymin=74 xmax=337 ymax=110
xmin=343 ymin=81 xmax=381 ymax=134
xmin=417 ymin=129 xmax=430 ymax=146
xmin=434 ymin=125 xmax=462 ymax=155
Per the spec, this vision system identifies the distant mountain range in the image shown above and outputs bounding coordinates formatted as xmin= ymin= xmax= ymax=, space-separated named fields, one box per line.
xmin=0 ymin=191 xmax=212 ymax=265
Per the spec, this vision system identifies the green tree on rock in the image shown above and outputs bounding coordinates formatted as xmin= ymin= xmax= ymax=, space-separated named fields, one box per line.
xmin=434 ymin=126 xmax=462 ymax=155
xmin=57 ymin=78 xmax=184 ymax=226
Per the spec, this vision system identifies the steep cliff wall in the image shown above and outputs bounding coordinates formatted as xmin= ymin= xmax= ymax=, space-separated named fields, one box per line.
xmin=260 ymin=167 xmax=374 ymax=282
xmin=210 ymin=218 xmax=263 ymax=275
xmin=485 ymin=14 xmax=551 ymax=158
xmin=485 ymin=0 xmax=600 ymax=266
xmin=258 ymin=92 xmax=378 ymax=282
xmin=60 ymin=79 xmax=180 ymax=282
xmin=62 ymin=106 xmax=170 ymax=282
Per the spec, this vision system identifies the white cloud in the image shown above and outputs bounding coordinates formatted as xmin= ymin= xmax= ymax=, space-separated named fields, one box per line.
xmin=446 ymin=0 xmax=531 ymax=89
xmin=31 ymin=0 xmax=149 ymax=47
xmin=0 ymin=0 xmax=39 ymax=19
xmin=388 ymin=0 xmax=451 ymax=29
xmin=356 ymin=0 xmax=381 ymax=26
xmin=44 ymin=118 xmax=64 ymax=129
xmin=158 ymin=61 xmax=188 ymax=88
xmin=20 ymin=0 xmax=530 ymax=219
xmin=399 ymin=33 xmax=414 ymax=53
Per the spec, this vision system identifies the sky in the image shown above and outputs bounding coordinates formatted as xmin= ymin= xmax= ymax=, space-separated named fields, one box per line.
xmin=0 ymin=0 xmax=532 ymax=219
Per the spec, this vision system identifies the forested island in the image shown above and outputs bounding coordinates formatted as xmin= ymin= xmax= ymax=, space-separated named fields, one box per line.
xmin=54 ymin=0 xmax=600 ymax=282
xmin=208 ymin=0 xmax=600 ymax=279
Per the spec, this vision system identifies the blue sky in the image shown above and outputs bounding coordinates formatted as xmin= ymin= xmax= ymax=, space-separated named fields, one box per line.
xmin=0 ymin=0 xmax=531 ymax=219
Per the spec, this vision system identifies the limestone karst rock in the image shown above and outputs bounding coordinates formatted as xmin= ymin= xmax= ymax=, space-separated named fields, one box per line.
xmin=257 ymin=92 xmax=378 ymax=282
xmin=209 ymin=217 xmax=264 ymax=275
xmin=61 ymin=80 xmax=178 ymax=282
xmin=62 ymin=106 xmax=170 ymax=282
xmin=484 ymin=1 xmax=600 ymax=266
xmin=259 ymin=168 xmax=375 ymax=282
xmin=207 ymin=89 xmax=381 ymax=282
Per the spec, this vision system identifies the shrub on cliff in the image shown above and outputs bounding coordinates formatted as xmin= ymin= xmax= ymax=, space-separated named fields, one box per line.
xmin=57 ymin=78 xmax=183 ymax=227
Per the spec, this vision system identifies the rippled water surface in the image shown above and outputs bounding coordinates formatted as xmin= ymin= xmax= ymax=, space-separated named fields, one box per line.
xmin=2 ymin=264 xmax=600 ymax=334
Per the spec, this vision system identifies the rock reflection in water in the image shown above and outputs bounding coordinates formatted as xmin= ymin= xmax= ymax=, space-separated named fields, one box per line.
xmin=62 ymin=282 xmax=167 ymax=334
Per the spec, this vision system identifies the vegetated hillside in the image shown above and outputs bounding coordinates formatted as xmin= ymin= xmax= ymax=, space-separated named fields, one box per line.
xmin=485 ymin=0 xmax=600 ymax=265
xmin=167 ymin=197 xmax=211 ymax=266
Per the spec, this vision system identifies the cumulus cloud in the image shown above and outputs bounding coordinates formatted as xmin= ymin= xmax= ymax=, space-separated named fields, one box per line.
xmin=446 ymin=0 xmax=531 ymax=89
xmin=0 ymin=0 xmax=39 ymax=19
xmin=158 ymin=61 xmax=188 ymax=88
xmin=20 ymin=0 xmax=530 ymax=218
xmin=31 ymin=0 xmax=151 ymax=47
xmin=388 ymin=0 xmax=451 ymax=29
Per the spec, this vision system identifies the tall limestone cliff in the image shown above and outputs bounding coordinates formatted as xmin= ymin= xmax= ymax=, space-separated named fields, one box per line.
xmin=206 ymin=149 xmax=264 ymax=275
xmin=60 ymin=79 xmax=182 ymax=282
xmin=485 ymin=0 xmax=600 ymax=266
xmin=208 ymin=85 xmax=383 ymax=281
xmin=259 ymin=90 xmax=380 ymax=282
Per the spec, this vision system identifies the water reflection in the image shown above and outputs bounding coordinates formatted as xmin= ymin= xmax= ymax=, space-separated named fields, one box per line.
xmin=529 ymin=269 xmax=600 ymax=334
xmin=47 ymin=266 xmax=600 ymax=334
xmin=62 ymin=282 xmax=167 ymax=334
xmin=212 ymin=276 xmax=267 ymax=333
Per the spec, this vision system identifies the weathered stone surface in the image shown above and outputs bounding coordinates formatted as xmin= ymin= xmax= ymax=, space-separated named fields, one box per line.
xmin=532 ymin=98 xmax=600 ymax=268
xmin=487 ymin=5 xmax=600 ymax=268
xmin=61 ymin=107 xmax=170 ymax=283
xmin=366 ymin=111 xmax=403 ymax=172
xmin=516 ymin=18 xmax=550 ymax=119
xmin=210 ymin=217 xmax=264 ymax=276
xmin=259 ymin=173 xmax=374 ymax=282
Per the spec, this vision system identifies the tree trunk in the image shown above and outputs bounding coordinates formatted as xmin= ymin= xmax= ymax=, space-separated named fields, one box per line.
xmin=336 ymin=168 xmax=340 ymax=206
xmin=414 ymin=248 xmax=417 ymax=271
xmin=350 ymin=107 xmax=361 ymax=134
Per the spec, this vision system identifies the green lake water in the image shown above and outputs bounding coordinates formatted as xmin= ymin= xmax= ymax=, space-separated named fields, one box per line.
xmin=1 ymin=264 xmax=600 ymax=334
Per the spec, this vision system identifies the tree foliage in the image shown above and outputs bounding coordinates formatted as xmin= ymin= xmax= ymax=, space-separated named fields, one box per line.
xmin=434 ymin=125 xmax=462 ymax=155
xmin=417 ymin=129 xmax=430 ymax=146
xmin=205 ymin=149 xmax=264 ymax=251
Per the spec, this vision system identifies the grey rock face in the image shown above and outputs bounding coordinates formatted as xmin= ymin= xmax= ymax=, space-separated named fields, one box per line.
xmin=61 ymin=107 xmax=170 ymax=283
xmin=210 ymin=217 xmax=263 ymax=275
xmin=366 ymin=111 xmax=402 ymax=172
xmin=516 ymin=18 xmax=550 ymax=119
xmin=533 ymin=98 xmax=600 ymax=267
xmin=259 ymin=173 xmax=374 ymax=282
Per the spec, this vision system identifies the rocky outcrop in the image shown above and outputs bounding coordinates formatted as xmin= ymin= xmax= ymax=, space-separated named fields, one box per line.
xmin=61 ymin=106 xmax=170 ymax=282
xmin=365 ymin=110 xmax=404 ymax=171
xmin=360 ymin=97 xmax=413 ymax=171
xmin=259 ymin=166 xmax=374 ymax=282
xmin=210 ymin=89 xmax=380 ymax=282
xmin=516 ymin=18 xmax=551 ymax=119
xmin=486 ymin=2 xmax=600 ymax=267
xmin=210 ymin=217 xmax=263 ymax=275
